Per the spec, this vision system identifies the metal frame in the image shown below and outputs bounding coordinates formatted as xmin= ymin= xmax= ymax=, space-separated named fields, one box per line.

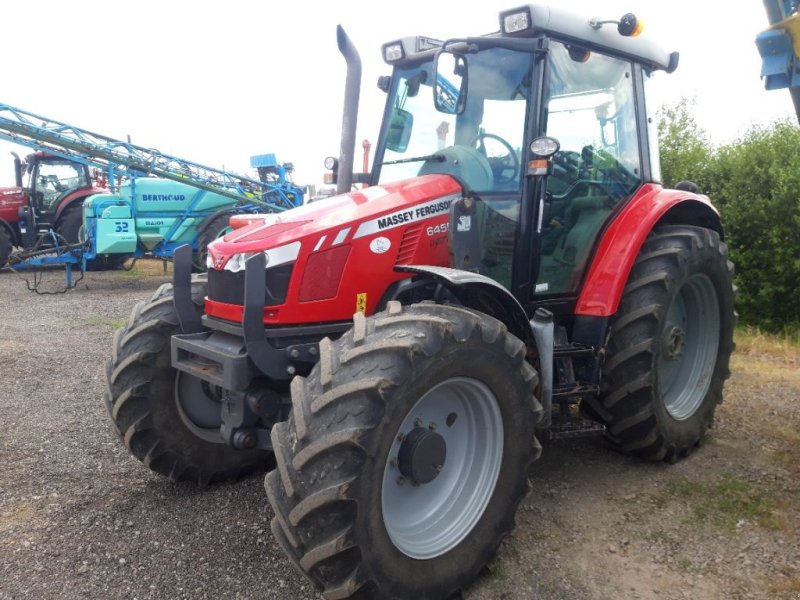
xmin=0 ymin=103 xmax=296 ymax=210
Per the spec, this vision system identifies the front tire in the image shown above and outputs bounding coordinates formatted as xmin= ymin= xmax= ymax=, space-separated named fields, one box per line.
xmin=0 ymin=226 xmax=11 ymax=268
xmin=584 ymin=226 xmax=735 ymax=461
xmin=105 ymin=275 xmax=270 ymax=485
xmin=266 ymin=302 xmax=541 ymax=599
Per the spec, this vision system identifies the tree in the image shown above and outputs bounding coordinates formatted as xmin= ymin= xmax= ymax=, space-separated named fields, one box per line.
xmin=657 ymin=98 xmax=712 ymax=189
xmin=706 ymin=121 xmax=800 ymax=332
xmin=657 ymin=100 xmax=800 ymax=332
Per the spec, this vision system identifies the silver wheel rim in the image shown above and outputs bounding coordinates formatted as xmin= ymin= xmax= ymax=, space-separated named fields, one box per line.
xmin=658 ymin=273 xmax=720 ymax=420
xmin=381 ymin=377 xmax=504 ymax=559
xmin=174 ymin=372 xmax=224 ymax=443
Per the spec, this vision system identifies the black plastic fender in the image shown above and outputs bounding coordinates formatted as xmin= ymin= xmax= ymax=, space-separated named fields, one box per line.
xmin=395 ymin=265 xmax=535 ymax=348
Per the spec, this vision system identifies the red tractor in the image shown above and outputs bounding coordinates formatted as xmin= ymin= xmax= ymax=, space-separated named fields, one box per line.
xmin=106 ymin=5 xmax=735 ymax=599
xmin=0 ymin=151 xmax=104 ymax=268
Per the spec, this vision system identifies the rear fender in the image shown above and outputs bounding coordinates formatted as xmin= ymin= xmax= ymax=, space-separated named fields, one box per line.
xmin=54 ymin=187 xmax=105 ymax=220
xmin=396 ymin=265 xmax=534 ymax=348
xmin=576 ymin=184 xmax=723 ymax=317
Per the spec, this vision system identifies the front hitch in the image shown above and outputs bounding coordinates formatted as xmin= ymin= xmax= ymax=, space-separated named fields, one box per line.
xmin=170 ymin=248 xmax=308 ymax=390
xmin=172 ymin=244 xmax=203 ymax=333
xmin=242 ymin=253 xmax=294 ymax=380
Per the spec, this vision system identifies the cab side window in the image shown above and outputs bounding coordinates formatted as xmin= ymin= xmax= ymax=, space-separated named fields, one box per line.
xmin=537 ymin=43 xmax=642 ymax=295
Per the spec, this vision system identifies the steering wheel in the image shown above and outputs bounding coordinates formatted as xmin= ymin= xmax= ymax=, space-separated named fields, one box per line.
xmin=472 ymin=132 xmax=519 ymax=184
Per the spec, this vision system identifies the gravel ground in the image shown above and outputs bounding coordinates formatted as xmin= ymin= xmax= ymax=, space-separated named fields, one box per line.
xmin=1 ymin=265 xmax=798 ymax=600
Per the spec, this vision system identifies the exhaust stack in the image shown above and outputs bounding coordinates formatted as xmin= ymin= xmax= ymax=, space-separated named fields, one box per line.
xmin=336 ymin=25 xmax=362 ymax=195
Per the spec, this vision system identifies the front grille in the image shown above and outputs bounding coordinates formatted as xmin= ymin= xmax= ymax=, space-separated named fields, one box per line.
xmin=207 ymin=262 xmax=293 ymax=306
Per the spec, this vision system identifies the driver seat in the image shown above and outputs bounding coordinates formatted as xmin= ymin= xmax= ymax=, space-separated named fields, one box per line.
xmin=418 ymin=145 xmax=493 ymax=191
xmin=544 ymin=194 xmax=611 ymax=291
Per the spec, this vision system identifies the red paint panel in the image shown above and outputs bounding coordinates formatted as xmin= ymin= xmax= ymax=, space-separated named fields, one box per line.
xmin=0 ymin=187 xmax=28 ymax=225
xmin=204 ymin=175 xmax=460 ymax=325
xmin=576 ymin=184 xmax=719 ymax=317
xmin=229 ymin=220 xmax=309 ymax=243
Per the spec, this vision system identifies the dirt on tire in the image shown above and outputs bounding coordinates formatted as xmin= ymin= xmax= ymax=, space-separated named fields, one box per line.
xmin=1 ymin=265 xmax=798 ymax=600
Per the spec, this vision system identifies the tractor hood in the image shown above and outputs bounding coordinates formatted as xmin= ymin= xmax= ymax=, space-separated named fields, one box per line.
xmin=0 ymin=185 xmax=25 ymax=199
xmin=0 ymin=186 xmax=28 ymax=222
xmin=206 ymin=174 xmax=462 ymax=271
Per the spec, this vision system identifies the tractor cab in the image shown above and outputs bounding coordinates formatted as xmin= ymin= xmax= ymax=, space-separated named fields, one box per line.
xmin=372 ymin=5 xmax=674 ymax=302
xmin=21 ymin=152 xmax=92 ymax=220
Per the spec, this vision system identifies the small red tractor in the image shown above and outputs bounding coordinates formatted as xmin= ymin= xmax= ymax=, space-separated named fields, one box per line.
xmin=106 ymin=5 xmax=735 ymax=599
xmin=0 ymin=151 xmax=104 ymax=267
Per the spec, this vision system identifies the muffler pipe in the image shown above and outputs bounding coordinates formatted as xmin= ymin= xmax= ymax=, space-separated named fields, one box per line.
xmin=336 ymin=25 xmax=362 ymax=195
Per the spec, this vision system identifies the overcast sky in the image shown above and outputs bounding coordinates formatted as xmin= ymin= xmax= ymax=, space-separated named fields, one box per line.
xmin=0 ymin=0 xmax=793 ymax=188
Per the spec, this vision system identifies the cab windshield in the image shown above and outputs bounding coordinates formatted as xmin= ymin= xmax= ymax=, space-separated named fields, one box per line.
xmin=30 ymin=158 xmax=90 ymax=213
xmin=376 ymin=48 xmax=532 ymax=290
xmin=377 ymin=48 xmax=532 ymax=194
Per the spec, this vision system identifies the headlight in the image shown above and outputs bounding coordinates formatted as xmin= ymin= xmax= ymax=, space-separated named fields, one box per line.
xmin=529 ymin=136 xmax=561 ymax=158
xmin=383 ymin=42 xmax=405 ymax=62
xmin=223 ymin=251 xmax=268 ymax=273
xmin=500 ymin=8 xmax=532 ymax=34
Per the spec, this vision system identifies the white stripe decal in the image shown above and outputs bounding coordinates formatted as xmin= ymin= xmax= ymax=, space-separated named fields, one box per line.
xmin=332 ymin=227 xmax=351 ymax=246
xmin=313 ymin=235 xmax=327 ymax=252
xmin=353 ymin=193 xmax=459 ymax=240
xmin=265 ymin=241 xmax=302 ymax=267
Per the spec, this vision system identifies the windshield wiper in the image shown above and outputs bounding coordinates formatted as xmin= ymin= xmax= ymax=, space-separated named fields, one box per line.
xmin=380 ymin=153 xmax=446 ymax=166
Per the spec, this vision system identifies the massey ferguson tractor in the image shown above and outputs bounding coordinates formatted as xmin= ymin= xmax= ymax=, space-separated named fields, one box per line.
xmin=105 ymin=5 xmax=735 ymax=599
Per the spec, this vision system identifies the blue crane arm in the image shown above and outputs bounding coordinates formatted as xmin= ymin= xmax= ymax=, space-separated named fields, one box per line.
xmin=756 ymin=0 xmax=800 ymax=122
xmin=0 ymin=103 xmax=295 ymax=209
xmin=436 ymin=74 xmax=461 ymax=113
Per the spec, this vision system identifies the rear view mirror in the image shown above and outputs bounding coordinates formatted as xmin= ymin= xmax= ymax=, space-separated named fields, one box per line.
xmin=386 ymin=108 xmax=414 ymax=153
xmin=433 ymin=51 xmax=468 ymax=114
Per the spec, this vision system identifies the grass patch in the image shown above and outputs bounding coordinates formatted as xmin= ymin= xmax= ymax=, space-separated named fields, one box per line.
xmin=86 ymin=315 xmax=126 ymax=329
xmin=668 ymin=474 xmax=785 ymax=532
xmin=732 ymin=326 xmax=800 ymax=385
xmin=734 ymin=326 xmax=800 ymax=358
xmin=116 ymin=259 xmax=172 ymax=278
xmin=485 ymin=558 xmax=506 ymax=583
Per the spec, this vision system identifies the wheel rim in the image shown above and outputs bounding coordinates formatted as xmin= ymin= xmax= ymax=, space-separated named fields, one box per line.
xmin=174 ymin=372 xmax=224 ymax=443
xmin=381 ymin=377 xmax=503 ymax=559
xmin=658 ymin=273 xmax=720 ymax=420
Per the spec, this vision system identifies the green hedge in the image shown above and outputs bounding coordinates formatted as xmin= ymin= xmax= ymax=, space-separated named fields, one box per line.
xmin=659 ymin=101 xmax=800 ymax=332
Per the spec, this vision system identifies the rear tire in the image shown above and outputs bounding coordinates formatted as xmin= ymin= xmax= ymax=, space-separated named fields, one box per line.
xmin=56 ymin=203 xmax=82 ymax=244
xmin=583 ymin=226 xmax=735 ymax=461
xmin=194 ymin=214 xmax=233 ymax=271
xmin=105 ymin=275 xmax=271 ymax=485
xmin=266 ymin=302 xmax=541 ymax=599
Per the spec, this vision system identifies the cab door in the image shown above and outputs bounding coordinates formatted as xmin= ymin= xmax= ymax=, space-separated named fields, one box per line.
xmin=535 ymin=42 xmax=643 ymax=297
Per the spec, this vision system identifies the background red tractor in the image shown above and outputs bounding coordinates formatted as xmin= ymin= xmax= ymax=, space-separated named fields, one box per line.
xmin=106 ymin=5 xmax=735 ymax=599
xmin=0 ymin=151 xmax=104 ymax=267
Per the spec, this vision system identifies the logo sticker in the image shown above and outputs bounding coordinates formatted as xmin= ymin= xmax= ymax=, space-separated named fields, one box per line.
xmin=353 ymin=193 xmax=459 ymax=239
xmin=457 ymin=215 xmax=471 ymax=232
xmin=369 ymin=237 xmax=392 ymax=254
